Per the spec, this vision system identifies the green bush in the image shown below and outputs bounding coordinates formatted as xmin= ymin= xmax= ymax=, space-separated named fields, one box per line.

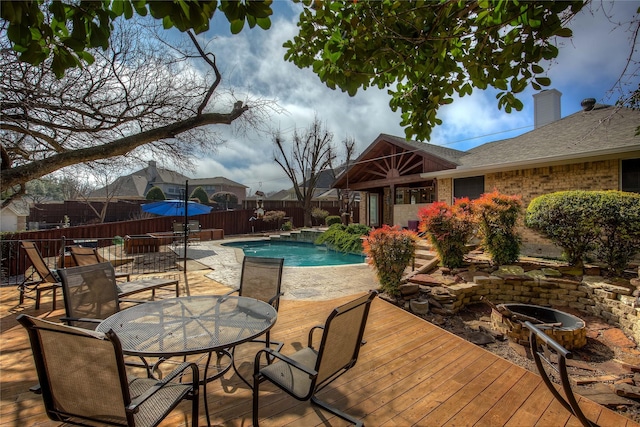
xmin=418 ymin=198 xmax=474 ymax=268
xmin=145 ymin=186 xmax=166 ymax=200
xmin=525 ymin=191 xmax=601 ymax=267
xmin=474 ymin=190 xmax=522 ymax=265
xmin=281 ymin=221 xmax=293 ymax=231
xmin=311 ymin=207 xmax=329 ymax=226
xmin=591 ymin=191 xmax=640 ymax=275
xmin=363 ymin=225 xmax=416 ymax=296
xmin=190 ymin=186 xmax=210 ymax=204
xmin=315 ymin=223 xmax=370 ymax=253
xmin=325 ymin=215 xmax=342 ymax=226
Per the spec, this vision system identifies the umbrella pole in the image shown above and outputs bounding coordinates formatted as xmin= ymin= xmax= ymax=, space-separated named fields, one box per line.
xmin=184 ymin=180 xmax=189 ymax=275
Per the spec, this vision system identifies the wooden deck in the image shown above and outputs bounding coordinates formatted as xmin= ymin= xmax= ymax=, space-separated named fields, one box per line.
xmin=1 ymin=270 xmax=638 ymax=427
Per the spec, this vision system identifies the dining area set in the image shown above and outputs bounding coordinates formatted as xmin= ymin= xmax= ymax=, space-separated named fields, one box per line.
xmin=15 ymin=246 xmax=379 ymax=427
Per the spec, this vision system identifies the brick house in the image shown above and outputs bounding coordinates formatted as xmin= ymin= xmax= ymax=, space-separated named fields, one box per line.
xmin=333 ymin=90 xmax=640 ymax=257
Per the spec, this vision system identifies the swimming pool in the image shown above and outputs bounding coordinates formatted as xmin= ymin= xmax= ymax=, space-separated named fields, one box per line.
xmin=223 ymin=240 xmax=366 ymax=267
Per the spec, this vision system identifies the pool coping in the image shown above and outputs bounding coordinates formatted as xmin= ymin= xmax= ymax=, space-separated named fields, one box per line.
xmin=190 ymin=238 xmax=378 ymax=301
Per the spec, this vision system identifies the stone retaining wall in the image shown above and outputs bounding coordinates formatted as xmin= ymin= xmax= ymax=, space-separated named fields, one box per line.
xmin=438 ymin=274 xmax=640 ymax=345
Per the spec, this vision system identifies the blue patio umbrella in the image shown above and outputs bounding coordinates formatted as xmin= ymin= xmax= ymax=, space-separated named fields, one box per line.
xmin=141 ymin=199 xmax=212 ymax=217
xmin=141 ymin=181 xmax=211 ymax=275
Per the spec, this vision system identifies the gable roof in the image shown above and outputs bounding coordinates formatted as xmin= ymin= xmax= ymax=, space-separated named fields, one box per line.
xmin=422 ymin=105 xmax=640 ymax=178
xmin=333 ymin=133 xmax=466 ymax=188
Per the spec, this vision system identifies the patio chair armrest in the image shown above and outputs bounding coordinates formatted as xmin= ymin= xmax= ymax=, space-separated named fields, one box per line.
xmin=127 ymin=362 xmax=199 ymax=411
xmin=118 ymin=297 xmax=147 ymax=305
xmin=60 ymin=316 xmax=101 ymax=326
xmin=308 ymin=325 xmax=325 ymax=348
xmin=254 ymin=348 xmax=318 ymax=378
xmin=267 ymin=292 xmax=284 ymax=306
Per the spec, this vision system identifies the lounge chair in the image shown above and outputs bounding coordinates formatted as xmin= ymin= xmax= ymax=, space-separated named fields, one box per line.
xmin=19 ymin=241 xmax=61 ymax=310
xmin=69 ymin=246 xmax=131 ymax=281
xmin=253 ymin=290 xmax=377 ymax=426
xmin=18 ymin=314 xmax=199 ymax=427
xmin=524 ymin=321 xmax=597 ymax=427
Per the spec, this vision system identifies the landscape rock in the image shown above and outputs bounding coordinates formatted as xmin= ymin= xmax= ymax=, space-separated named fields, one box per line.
xmin=615 ymin=384 xmax=640 ymax=400
xmin=410 ymin=299 xmax=430 ymax=315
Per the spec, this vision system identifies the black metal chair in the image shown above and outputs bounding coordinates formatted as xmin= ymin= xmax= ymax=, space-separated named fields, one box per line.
xmin=524 ymin=321 xmax=598 ymax=427
xmin=226 ymin=256 xmax=284 ymax=387
xmin=253 ymin=290 xmax=377 ymax=426
xmin=18 ymin=314 xmax=199 ymax=427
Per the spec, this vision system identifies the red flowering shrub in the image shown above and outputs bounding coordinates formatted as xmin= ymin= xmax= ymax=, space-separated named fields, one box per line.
xmin=473 ymin=190 xmax=523 ymax=265
xmin=418 ymin=198 xmax=474 ymax=268
xmin=362 ymin=225 xmax=417 ymax=296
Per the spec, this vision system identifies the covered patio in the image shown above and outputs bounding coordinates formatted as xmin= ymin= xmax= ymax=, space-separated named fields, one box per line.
xmin=1 ymin=269 xmax=637 ymax=426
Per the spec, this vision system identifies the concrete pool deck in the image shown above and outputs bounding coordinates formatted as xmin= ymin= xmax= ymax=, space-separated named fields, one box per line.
xmin=186 ymin=238 xmax=379 ymax=301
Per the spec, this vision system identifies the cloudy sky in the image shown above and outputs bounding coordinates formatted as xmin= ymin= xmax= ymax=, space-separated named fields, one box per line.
xmin=173 ymin=1 xmax=639 ymax=196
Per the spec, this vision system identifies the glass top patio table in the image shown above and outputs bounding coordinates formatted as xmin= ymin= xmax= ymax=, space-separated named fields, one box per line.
xmin=96 ymin=295 xmax=278 ymax=357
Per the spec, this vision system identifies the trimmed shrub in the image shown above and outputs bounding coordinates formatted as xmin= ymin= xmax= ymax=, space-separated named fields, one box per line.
xmin=190 ymin=186 xmax=210 ymax=204
xmin=591 ymin=191 xmax=640 ymax=275
xmin=473 ymin=190 xmax=522 ymax=265
xmin=325 ymin=215 xmax=342 ymax=226
xmin=525 ymin=191 xmax=601 ymax=267
xmin=145 ymin=186 xmax=166 ymax=201
xmin=363 ymin=225 xmax=417 ymax=296
xmin=418 ymin=198 xmax=475 ymax=268
xmin=311 ymin=207 xmax=329 ymax=226
xmin=315 ymin=223 xmax=370 ymax=253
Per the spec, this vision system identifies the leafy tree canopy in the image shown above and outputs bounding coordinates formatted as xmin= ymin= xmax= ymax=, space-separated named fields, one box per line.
xmin=284 ymin=0 xmax=584 ymax=140
xmin=1 ymin=0 xmax=273 ymax=78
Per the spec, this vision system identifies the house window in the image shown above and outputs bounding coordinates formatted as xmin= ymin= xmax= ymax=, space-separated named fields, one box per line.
xmin=622 ymin=158 xmax=640 ymax=193
xmin=454 ymin=176 xmax=484 ymax=200
xmin=369 ymin=193 xmax=379 ymax=227
xmin=394 ymin=187 xmax=435 ymax=204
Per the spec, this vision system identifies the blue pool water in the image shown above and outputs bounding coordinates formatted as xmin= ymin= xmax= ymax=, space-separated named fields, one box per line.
xmin=223 ymin=240 xmax=365 ymax=267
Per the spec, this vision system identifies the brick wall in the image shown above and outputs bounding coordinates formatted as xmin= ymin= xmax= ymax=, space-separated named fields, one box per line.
xmin=448 ymin=160 xmax=622 ymax=257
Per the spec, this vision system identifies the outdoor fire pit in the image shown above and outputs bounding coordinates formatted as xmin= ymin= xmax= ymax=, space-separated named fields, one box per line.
xmin=491 ymin=303 xmax=587 ymax=350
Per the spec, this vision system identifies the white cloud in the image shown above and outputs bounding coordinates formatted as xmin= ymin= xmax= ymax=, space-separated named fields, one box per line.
xmin=174 ymin=1 xmax=639 ymax=193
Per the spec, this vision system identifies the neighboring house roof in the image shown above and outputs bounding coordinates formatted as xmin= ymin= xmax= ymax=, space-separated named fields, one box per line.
xmin=190 ymin=177 xmax=247 ymax=189
xmin=1 ymin=200 xmax=30 ymax=216
xmin=86 ymin=161 xmax=248 ymax=200
xmin=421 ymin=104 xmax=640 ymax=179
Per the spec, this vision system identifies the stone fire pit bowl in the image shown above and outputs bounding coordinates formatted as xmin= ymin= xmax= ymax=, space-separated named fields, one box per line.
xmin=491 ymin=303 xmax=587 ymax=350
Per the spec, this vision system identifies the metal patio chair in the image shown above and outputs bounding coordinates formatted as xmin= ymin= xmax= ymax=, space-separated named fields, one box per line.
xmin=524 ymin=321 xmax=597 ymax=427
xmin=253 ymin=290 xmax=377 ymax=427
xmin=19 ymin=241 xmax=61 ymax=310
xmin=18 ymin=314 xmax=199 ymax=427
xmin=226 ymin=256 xmax=285 ymax=387
xmin=58 ymin=262 xmax=124 ymax=329
xmin=69 ymin=246 xmax=131 ymax=281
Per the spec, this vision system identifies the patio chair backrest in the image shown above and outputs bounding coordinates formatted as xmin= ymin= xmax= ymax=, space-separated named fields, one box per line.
xmin=188 ymin=220 xmax=200 ymax=232
xmin=21 ymin=241 xmax=58 ymax=284
xmin=58 ymin=262 xmax=120 ymax=328
xmin=239 ymin=256 xmax=284 ymax=310
xmin=314 ymin=291 xmax=377 ymax=386
xmin=173 ymin=222 xmax=184 ymax=233
xmin=69 ymin=246 xmax=103 ymax=266
xmin=18 ymin=314 xmax=131 ymax=424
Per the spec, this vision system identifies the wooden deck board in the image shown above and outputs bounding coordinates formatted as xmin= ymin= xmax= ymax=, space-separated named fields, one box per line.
xmin=1 ymin=270 xmax=638 ymax=427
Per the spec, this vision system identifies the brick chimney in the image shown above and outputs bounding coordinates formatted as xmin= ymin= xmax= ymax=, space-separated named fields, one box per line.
xmin=533 ymin=89 xmax=562 ymax=129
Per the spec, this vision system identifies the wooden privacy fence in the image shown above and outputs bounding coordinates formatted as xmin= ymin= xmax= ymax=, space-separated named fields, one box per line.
xmin=1 ymin=207 xmax=360 ymax=281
